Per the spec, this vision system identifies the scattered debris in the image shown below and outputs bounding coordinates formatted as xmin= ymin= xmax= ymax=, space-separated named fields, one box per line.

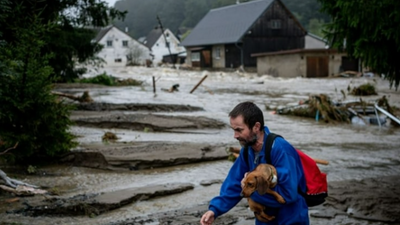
xmin=0 ymin=169 xmax=47 ymax=196
xmin=276 ymin=94 xmax=399 ymax=127
xmin=277 ymin=94 xmax=350 ymax=123
xmin=376 ymin=95 xmax=400 ymax=127
xmin=102 ymin=132 xmax=119 ymax=142
xmin=335 ymin=70 xmax=362 ymax=77
xmin=350 ymin=83 xmax=377 ymax=96
xmin=162 ymin=84 xmax=180 ymax=93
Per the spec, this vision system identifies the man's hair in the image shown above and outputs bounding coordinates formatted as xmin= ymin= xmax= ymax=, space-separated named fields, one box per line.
xmin=229 ymin=101 xmax=264 ymax=131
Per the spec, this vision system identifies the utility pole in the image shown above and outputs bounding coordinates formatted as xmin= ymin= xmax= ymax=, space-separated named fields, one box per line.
xmin=156 ymin=15 xmax=176 ymax=69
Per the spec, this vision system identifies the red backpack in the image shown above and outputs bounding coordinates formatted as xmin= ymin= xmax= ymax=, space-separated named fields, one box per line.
xmin=244 ymin=133 xmax=328 ymax=207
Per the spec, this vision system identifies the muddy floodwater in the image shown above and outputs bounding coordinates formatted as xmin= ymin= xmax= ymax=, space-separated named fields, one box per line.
xmin=1 ymin=67 xmax=400 ymax=225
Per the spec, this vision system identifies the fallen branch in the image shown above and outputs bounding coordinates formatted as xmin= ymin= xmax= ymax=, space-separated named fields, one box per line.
xmin=52 ymin=91 xmax=93 ymax=102
xmin=0 ymin=142 xmax=18 ymax=156
xmin=0 ymin=169 xmax=47 ymax=196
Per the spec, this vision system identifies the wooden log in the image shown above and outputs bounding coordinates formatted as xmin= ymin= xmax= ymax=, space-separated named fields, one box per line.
xmin=313 ymin=158 xmax=329 ymax=165
xmin=190 ymin=75 xmax=208 ymax=94
xmin=152 ymin=76 xmax=156 ymax=95
xmin=52 ymin=91 xmax=92 ymax=102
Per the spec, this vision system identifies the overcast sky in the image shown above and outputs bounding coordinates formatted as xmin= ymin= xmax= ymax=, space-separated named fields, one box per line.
xmin=105 ymin=0 xmax=117 ymax=7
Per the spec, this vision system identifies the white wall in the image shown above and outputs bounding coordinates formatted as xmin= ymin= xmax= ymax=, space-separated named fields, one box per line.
xmin=257 ymin=51 xmax=347 ymax=77
xmin=305 ymin=35 xmax=327 ymax=49
xmin=151 ymin=29 xmax=185 ymax=64
xmin=212 ymin=45 xmax=225 ymax=68
xmin=98 ymin=27 xmax=151 ymax=67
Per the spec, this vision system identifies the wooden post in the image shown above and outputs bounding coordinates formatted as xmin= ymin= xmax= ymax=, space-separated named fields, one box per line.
xmin=190 ymin=75 xmax=208 ymax=94
xmin=152 ymin=76 xmax=156 ymax=95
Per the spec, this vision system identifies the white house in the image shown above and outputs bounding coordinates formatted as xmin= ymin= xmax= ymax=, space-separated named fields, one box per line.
xmin=94 ymin=25 xmax=151 ymax=67
xmin=143 ymin=27 xmax=186 ymax=65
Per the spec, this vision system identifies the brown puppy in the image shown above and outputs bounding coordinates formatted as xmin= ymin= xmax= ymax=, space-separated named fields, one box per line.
xmin=241 ymin=164 xmax=285 ymax=222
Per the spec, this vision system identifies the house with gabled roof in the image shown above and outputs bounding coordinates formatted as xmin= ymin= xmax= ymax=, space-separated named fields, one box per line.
xmin=180 ymin=0 xmax=306 ymax=69
xmin=143 ymin=27 xmax=186 ymax=65
xmin=93 ymin=25 xmax=151 ymax=67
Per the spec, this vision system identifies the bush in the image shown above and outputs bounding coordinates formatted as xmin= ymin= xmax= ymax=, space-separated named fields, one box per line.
xmin=76 ymin=73 xmax=143 ymax=86
xmin=78 ymin=72 xmax=116 ymax=86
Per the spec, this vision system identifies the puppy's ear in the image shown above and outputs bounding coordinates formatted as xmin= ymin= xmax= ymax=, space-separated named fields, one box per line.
xmin=256 ymin=175 xmax=269 ymax=195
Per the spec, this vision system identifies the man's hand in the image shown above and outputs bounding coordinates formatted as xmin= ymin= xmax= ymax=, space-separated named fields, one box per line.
xmin=200 ymin=210 xmax=215 ymax=225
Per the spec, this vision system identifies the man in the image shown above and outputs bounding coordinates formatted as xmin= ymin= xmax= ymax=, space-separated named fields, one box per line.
xmin=200 ymin=101 xmax=309 ymax=225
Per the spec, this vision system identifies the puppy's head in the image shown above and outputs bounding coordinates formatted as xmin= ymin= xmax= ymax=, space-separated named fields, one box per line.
xmin=240 ymin=171 xmax=270 ymax=197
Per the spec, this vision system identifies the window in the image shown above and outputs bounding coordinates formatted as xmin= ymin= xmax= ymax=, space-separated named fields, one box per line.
xmin=215 ymin=47 xmax=221 ymax=59
xmin=270 ymin=20 xmax=282 ymax=29
xmin=122 ymin=40 xmax=128 ymax=47
xmin=106 ymin=40 xmax=113 ymax=47
xmin=114 ymin=58 xmax=122 ymax=63
xmin=191 ymin=52 xmax=200 ymax=62
xmin=166 ymin=42 xmax=170 ymax=48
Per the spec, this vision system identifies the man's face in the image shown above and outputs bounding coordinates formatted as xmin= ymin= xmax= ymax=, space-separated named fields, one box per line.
xmin=230 ymin=115 xmax=257 ymax=147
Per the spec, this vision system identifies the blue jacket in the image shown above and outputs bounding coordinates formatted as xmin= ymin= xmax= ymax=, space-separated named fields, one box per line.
xmin=209 ymin=127 xmax=309 ymax=225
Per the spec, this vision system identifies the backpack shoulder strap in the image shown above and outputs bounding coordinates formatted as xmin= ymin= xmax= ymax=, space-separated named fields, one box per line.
xmin=264 ymin=133 xmax=283 ymax=164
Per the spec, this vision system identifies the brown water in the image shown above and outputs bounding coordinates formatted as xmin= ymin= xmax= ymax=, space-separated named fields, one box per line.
xmin=1 ymin=67 xmax=399 ymax=225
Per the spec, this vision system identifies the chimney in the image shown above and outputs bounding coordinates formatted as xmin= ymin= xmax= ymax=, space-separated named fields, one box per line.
xmin=125 ymin=27 xmax=128 ymax=33
xmin=236 ymin=0 xmax=240 ymax=4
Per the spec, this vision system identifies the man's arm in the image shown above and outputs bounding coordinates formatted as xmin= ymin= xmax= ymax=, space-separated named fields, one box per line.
xmin=207 ymin=147 xmax=249 ymax=218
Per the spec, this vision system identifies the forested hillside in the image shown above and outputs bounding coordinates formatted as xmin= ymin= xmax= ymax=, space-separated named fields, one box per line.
xmin=113 ymin=0 xmax=329 ymax=40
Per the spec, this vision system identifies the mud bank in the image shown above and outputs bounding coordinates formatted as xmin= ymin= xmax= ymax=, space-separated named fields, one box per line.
xmin=71 ymin=113 xmax=226 ymax=131
xmin=60 ymin=142 xmax=229 ymax=170
xmin=74 ymin=102 xmax=204 ymax=112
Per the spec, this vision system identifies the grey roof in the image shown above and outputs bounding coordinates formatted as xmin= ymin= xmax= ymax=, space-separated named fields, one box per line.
xmin=93 ymin=26 xmax=113 ymax=42
xmin=180 ymin=0 xmax=273 ymax=47
xmin=144 ymin=28 xmax=163 ymax=48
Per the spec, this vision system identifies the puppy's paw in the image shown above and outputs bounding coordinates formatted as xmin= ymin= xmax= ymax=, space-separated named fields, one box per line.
xmin=277 ymin=196 xmax=286 ymax=204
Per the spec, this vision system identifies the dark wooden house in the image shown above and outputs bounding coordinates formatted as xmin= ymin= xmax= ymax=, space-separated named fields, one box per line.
xmin=180 ymin=0 xmax=306 ymax=69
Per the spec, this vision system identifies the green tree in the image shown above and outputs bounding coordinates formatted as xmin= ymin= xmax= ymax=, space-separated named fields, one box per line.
xmin=0 ymin=12 xmax=76 ymax=163
xmin=0 ymin=0 xmax=126 ymax=82
xmin=0 ymin=0 xmax=125 ymax=163
xmin=317 ymin=0 xmax=400 ymax=89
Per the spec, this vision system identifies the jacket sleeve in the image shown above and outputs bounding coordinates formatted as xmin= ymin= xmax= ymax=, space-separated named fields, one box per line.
xmin=209 ymin=147 xmax=250 ymax=218
xmin=251 ymin=138 xmax=300 ymax=208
